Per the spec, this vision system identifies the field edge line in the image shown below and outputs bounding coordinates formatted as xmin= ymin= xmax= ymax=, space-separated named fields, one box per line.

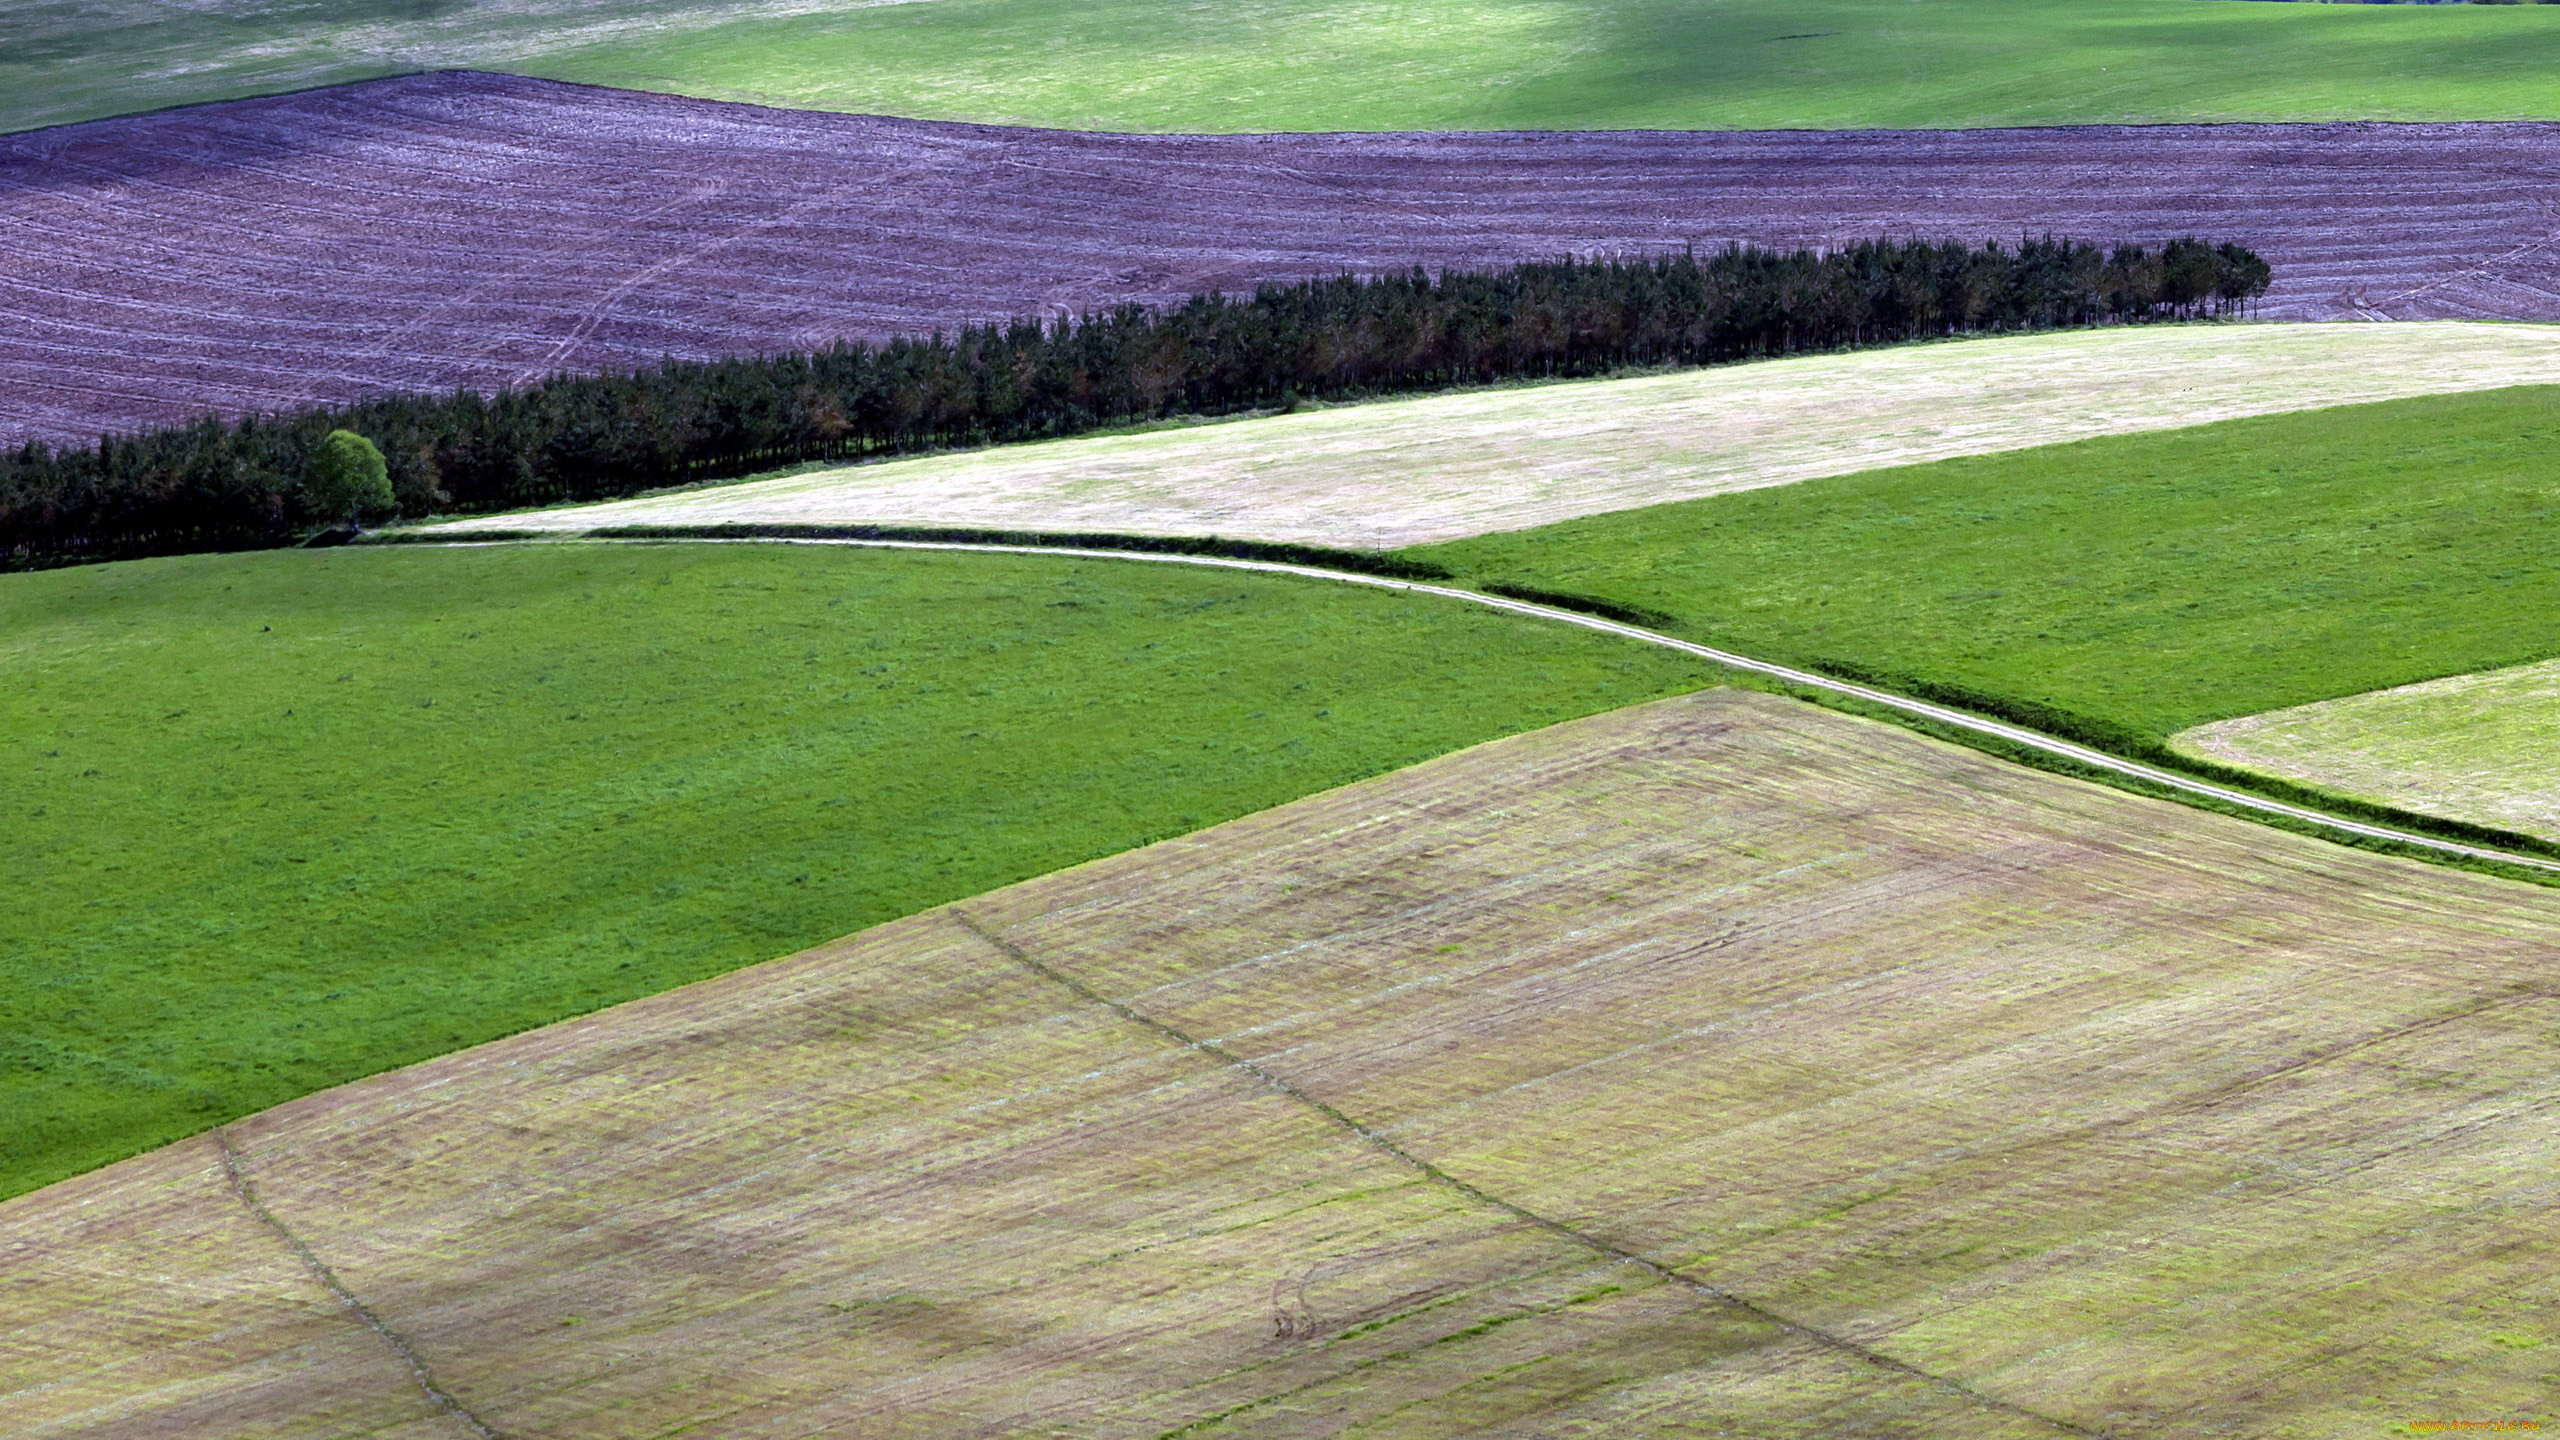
xmin=213 ymin=1127 xmax=502 ymax=1440
xmin=436 ymin=532 xmax=2560 ymax=881
xmin=947 ymin=909 xmax=2104 ymax=1438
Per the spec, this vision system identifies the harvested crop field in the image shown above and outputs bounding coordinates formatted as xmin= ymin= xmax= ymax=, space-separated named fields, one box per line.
xmin=431 ymin=322 xmax=2560 ymax=548
xmin=2178 ymin=658 xmax=2560 ymax=843
xmin=9 ymin=689 xmax=2559 ymax=1437
xmin=12 ymin=70 xmax=2560 ymax=447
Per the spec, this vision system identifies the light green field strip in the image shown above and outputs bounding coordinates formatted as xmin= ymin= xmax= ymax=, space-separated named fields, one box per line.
xmin=15 ymin=0 xmax=2560 ymax=135
xmin=0 ymin=0 xmax=878 ymax=134
xmin=429 ymin=322 xmax=2560 ymax=549
xmin=6 ymin=690 xmax=2559 ymax=1436
xmin=2177 ymin=657 xmax=2560 ymax=843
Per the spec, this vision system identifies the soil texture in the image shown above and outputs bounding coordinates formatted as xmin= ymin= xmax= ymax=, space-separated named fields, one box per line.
xmin=9 ymin=71 xmax=2560 ymax=446
xmin=6 ymin=690 xmax=2558 ymax=1435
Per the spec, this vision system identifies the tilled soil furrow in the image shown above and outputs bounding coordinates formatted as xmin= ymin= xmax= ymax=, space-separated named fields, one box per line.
xmin=14 ymin=70 xmax=2560 ymax=445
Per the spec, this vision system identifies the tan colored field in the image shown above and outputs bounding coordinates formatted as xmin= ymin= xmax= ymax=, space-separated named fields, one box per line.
xmin=430 ymin=321 xmax=2560 ymax=547
xmin=2178 ymin=656 xmax=2560 ymax=842
xmin=9 ymin=688 xmax=2560 ymax=1438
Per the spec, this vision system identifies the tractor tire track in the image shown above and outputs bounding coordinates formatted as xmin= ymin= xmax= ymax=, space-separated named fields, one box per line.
xmin=949 ymin=908 xmax=2105 ymax=1438
xmin=213 ymin=1127 xmax=502 ymax=1440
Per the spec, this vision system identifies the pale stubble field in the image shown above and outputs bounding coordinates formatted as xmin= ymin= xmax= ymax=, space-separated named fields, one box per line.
xmin=430 ymin=322 xmax=2560 ymax=549
xmin=7 ymin=689 xmax=2557 ymax=1437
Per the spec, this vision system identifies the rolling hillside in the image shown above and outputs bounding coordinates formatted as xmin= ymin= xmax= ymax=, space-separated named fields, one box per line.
xmin=0 ymin=541 xmax=1699 ymax=1201
xmin=16 ymin=0 xmax=2560 ymax=1433
xmin=8 ymin=690 xmax=2556 ymax=1434
xmin=11 ymin=0 xmax=2560 ymax=135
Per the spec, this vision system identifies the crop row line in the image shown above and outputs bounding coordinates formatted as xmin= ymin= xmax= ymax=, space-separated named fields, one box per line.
xmin=438 ymin=532 xmax=2560 ymax=880
xmin=947 ymin=910 xmax=2101 ymax=1438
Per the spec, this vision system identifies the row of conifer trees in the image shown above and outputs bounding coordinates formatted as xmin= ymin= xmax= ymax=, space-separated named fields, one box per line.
xmin=0 ymin=235 xmax=2269 ymax=571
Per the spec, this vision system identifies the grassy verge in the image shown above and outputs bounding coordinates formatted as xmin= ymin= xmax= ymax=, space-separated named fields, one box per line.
xmin=1407 ymin=384 xmax=2560 ymax=794
xmin=15 ymin=0 xmax=2560 ymax=134
xmin=0 ymin=541 xmax=1703 ymax=1200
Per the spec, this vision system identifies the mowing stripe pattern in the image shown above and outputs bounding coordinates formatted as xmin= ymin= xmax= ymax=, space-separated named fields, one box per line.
xmin=10 ymin=691 xmax=2560 ymax=1432
xmin=214 ymin=1128 xmax=501 ymax=1439
xmin=421 ymin=324 xmax=2560 ymax=551
xmin=950 ymin=908 xmax=2100 ymax=1438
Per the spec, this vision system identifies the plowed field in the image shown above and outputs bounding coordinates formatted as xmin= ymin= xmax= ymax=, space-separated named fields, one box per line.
xmin=9 ymin=690 xmax=2557 ymax=1437
xmin=11 ymin=69 xmax=2560 ymax=447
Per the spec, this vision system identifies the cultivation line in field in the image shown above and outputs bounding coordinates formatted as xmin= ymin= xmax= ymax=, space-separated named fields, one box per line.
xmin=951 ymin=907 xmax=2100 ymax=1437
xmin=420 ymin=533 xmax=2560 ymax=878
xmin=214 ymin=1128 xmax=497 ymax=1440
xmin=21 ymin=682 xmax=2560 ymax=1432
xmin=19 ymin=69 xmax=2560 ymax=449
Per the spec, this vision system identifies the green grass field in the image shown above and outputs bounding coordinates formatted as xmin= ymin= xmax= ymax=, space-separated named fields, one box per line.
xmin=12 ymin=0 xmax=2560 ymax=135
xmin=0 ymin=541 xmax=1700 ymax=1201
xmin=2177 ymin=656 xmax=2560 ymax=841
xmin=1410 ymin=384 xmax=2560 ymax=750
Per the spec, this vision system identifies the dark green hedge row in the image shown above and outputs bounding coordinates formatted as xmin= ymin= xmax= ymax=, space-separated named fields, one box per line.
xmin=1 ymin=236 xmax=2268 ymax=571
xmin=1478 ymin=581 xmax=1678 ymax=629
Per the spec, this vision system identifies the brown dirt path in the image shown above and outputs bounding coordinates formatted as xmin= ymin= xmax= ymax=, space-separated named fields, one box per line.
xmin=9 ymin=69 xmax=2560 ymax=446
xmin=5 ymin=690 xmax=2558 ymax=1436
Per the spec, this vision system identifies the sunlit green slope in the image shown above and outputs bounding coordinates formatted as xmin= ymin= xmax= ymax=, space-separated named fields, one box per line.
xmin=0 ymin=541 xmax=1698 ymax=1199
xmin=10 ymin=0 xmax=2560 ymax=135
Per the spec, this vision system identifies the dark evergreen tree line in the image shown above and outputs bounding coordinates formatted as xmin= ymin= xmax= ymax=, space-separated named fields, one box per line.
xmin=0 ymin=236 xmax=2269 ymax=571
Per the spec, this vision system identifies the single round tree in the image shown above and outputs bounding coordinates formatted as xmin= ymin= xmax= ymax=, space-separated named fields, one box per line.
xmin=303 ymin=429 xmax=393 ymax=530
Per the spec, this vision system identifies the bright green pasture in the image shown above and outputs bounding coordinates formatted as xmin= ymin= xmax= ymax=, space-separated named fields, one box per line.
xmin=1410 ymin=386 xmax=2560 ymax=749
xmin=12 ymin=0 xmax=2560 ymax=135
xmin=0 ymin=542 xmax=1699 ymax=1200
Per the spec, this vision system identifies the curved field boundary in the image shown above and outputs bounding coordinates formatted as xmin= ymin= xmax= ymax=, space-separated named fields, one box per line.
xmin=14 ymin=70 xmax=2560 ymax=447
xmin=423 ymin=323 xmax=2560 ymax=548
xmin=421 ymin=532 xmax=2560 ymax=877
xmin=14 ymin=685 xmax=2560 ymax=1435
xmin=2175 ymin=657 xmax=2560 ymax=845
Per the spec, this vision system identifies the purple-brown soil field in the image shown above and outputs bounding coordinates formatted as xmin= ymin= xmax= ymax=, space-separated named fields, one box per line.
xmin=6 ymin=69 xmax=2559 ymax=448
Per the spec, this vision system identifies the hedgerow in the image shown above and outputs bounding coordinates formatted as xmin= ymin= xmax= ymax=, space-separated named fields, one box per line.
xmin=0 ymin=236 xmax=2266 ymax=571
